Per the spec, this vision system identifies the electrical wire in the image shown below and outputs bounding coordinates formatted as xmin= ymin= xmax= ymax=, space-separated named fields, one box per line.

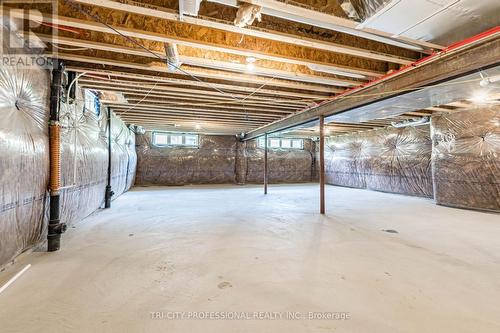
xmin=60 ymin=1 xmax=492 ymax=122
xmin=51 ymin=43 xmax=89 ymax=51
xmin=114 ymin=80 xmax=161 ymax=115
xmin=64 ymin=0 xmax=243 ymax=101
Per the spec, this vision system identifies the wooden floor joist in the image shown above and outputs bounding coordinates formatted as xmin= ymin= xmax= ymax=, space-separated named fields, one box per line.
xmin=17 ymin=10 xmax=388 ymax=86
xmin=45 ymin=36 xmax=359 ymax=88
xmin=231 ymin=0 xmax=444 ymax=51
xmin=58 ymin=53 xmax=341 ymax=93
xmin=43 ymin=34 xmax=382 ymax=81
xmin=77 ymin=81 xmax=319 ymax=104
xmin=245 ymin=31 xmax=500 ymax=140
xmin=123 ymin=97 xmax=300 ymax=111
xmin=77 ymin=79 xmax=323 ymax=101
xmin=119 ymin=115 xmax=274 ymax=124
xmin=67 ymin=67 xmax=321 ymax=102
xmin=108 ymin=103 xmax=289 ymax=118
xmin=66 ymin=0 xmax=413 ymax=69
xmin=118 ymin=111 xmax=269 ymax=122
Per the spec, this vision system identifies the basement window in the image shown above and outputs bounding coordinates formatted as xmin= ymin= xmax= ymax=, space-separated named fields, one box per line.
xmin=257 ymin=138 xmax=304 ymax=150
xmin=152 ymin=132 xmax=199 ymax=147
xmin=84 ymin=89 xmax=100 ymax=116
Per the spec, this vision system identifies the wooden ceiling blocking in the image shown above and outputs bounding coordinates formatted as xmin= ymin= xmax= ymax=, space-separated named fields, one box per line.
xmin=7 ymin=0 xmax=446 ymax=134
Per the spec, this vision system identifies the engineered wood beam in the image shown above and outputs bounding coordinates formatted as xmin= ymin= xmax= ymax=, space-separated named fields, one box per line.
xmin=68 ymin=0 xmax=409 ymax=70
xmin=107 ymin=103 xmax=287 ymax=118
xmin=45 ymin=35 xmax=358 ymax=87
xmin=66 ymin=67 xmax=318 ymax=102
xmin=223 ymin=0 xmax=444 ymax=51
xmin=57 ymin=53 xmax=341 ymax=93
xmin=78 ymin=80 xmax=324 ymax=102
xmin=245 ymin=31 xmax=500 ymax=140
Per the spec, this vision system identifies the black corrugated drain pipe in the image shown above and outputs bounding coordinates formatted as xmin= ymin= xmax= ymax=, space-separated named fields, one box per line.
xmin=47 ymin=59 xmax=67 ymax=252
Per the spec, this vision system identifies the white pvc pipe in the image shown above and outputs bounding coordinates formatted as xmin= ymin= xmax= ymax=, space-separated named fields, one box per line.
xmin=0 ymin=264 xmax=31 ymax=295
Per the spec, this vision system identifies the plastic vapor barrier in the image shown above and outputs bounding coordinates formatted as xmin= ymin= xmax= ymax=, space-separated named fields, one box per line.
xmin=432 ymin=106 xmax=500 ymax=211
xmin=0 ymin=52 xmax=50 ymax=267
xmin=0 ymin=23 xmax=137 ymax=267
xmin=58 ymin=95 xmax=137 ymax=225
xmin=135 ymin=133 xmax=316 ymax=185
xmin=135 ymin=133 xmax=238 ymax=185
xmin=325 ymin=125 xmax=433 ymax=197
xmin=242 ymin=139 xmax=316 ymax=184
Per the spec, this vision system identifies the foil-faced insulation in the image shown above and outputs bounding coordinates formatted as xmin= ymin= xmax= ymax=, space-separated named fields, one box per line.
xmin=0 ymin=52 xmax=50 ymax=268
xmin=241 ymin=139 xmax=316 ymax=184
xmin=0 ymin=24 xmax=137 ymax=267
xmin=134 ymin=133 xmax=316 ymax=185
xmin=341 ymin=0 xmax=390 ymax=21
xmin=58 ymin=91 xmax=137 ymax=225
xmin=135 ymin=133 xmax=238 ymax=185
xmin=325 ymin=125 xmax=433 ymax=197
xmin=431 ymin=106 xmax=500 ymax=212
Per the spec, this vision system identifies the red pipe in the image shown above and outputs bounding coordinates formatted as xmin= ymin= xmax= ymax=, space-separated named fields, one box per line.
xmin=41 ymin=22 xmax=81 ymax=34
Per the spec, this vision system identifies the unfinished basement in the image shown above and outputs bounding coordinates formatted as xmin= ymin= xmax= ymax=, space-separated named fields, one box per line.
xmin=0 ymin=0 xmax=499 ymax=332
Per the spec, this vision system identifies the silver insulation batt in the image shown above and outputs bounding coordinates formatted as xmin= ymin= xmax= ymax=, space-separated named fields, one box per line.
xmin=431 ymin=106 xmax=500 ymax=212
xmin=0 ymin=46 xmax=51 ymax=267
xmin=324 ymin=125 xmax=434 ymax=198
xmin=134 ymin=133 xmax=316 ymax=185
xmin=0 ymin=26 xmax=137 ymax=268
xmin=57 ymin=92 xmax=137 ymax=225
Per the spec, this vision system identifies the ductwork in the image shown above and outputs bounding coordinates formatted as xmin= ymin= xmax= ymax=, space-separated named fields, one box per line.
xmin=339 ymin=0 xmax=362 ymax=21
xmin=208 ymin=0 xmax=436 ymax=51
xmin=354 ymin=0 xmax=500 ymax=45
xmin=179 ymin=0 xmax=202 ymax=17
xmin=163 ymin=42 xmax=180 ymax=72
xmin=234 ymin=3 xmax=263 ymax=28
xmin=391 ymin=116 xmax=430 ymax=128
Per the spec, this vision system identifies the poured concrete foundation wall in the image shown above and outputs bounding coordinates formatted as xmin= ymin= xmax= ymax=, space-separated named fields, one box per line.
xmin=135 ymin=132 xmax=316 ymax=185
xmin=325 ymin=125 xmax=434 ymax=197
xmin=432 ymin=106 xmax=500 ymax=211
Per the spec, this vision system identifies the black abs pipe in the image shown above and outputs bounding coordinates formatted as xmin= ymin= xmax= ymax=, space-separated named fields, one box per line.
xmin=104 ymin=107 xmax=114 ymax=208
xmin=47 ymin=59 xmax=67 ymax=252
xmin=67 ymin=71 xmax=76 ymax=101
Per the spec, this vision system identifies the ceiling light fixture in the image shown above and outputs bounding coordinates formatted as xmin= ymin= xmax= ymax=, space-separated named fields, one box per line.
xmin=246 ymin=56 xmax=256 ymax=72
xmin=470 ymin=91 xmax=490 ymax=104
xmin=246 ymin=62 xmax=255 ymax=72
xmin=195 ymin=123 xmax=201 ymax=130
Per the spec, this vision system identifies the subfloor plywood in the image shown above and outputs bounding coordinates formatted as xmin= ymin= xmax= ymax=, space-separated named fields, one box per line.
xmin=1 ymin=184 xmax=499 ymax=332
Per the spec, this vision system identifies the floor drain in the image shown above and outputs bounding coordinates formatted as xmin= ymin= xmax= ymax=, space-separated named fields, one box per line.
xmin=382 ymin=229 xmax=398 ymax=234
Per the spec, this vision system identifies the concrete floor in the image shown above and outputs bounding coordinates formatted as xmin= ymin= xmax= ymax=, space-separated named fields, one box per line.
xmin=0 ymin=184 xmax=499 ymax=333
